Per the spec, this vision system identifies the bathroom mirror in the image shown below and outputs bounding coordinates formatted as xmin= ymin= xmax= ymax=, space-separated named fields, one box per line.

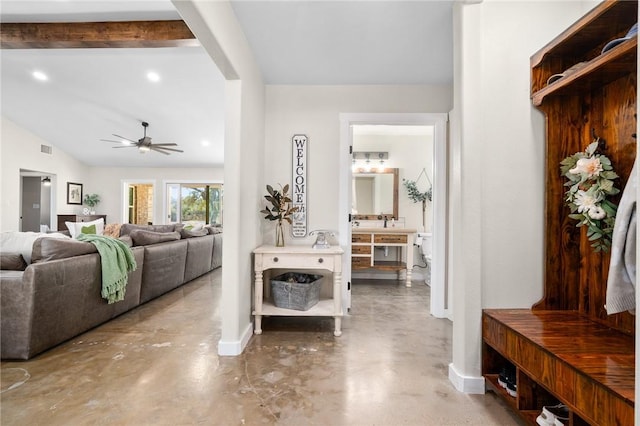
xmin=352 ymin=168 xmax=398 ymax=220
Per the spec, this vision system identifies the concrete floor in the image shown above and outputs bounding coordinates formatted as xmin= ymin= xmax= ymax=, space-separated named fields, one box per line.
xmin=1 ymin=269 xmax=522 ymax=425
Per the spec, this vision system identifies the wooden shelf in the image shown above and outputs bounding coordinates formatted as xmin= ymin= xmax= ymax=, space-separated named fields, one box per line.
xmin=255 ymin=299 xmax=341 ymax=317
xmin=372 ymin=261 xmax=407 ymax=271
xmin=532 ymin=37 xmax=636 ymax=106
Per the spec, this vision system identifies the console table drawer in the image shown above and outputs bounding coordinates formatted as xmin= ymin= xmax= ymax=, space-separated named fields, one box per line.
xmin=374 ymin=234 xmax=407 ymax=244
xmin=262 ymin=254 xmax=334 ymax=270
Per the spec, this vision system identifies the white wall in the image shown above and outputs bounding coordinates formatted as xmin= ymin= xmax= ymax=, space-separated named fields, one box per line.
xmin=88 ymin=167 xmax=223 ymax=225
xmin=0 ymin=116 xmax=90 ymax=232
xmin=264 ymin=85 xmax=451 ymax=246
xmin=175 ymin=0 xmax=266 ymax=356
xmin=449 ymin=0 xmax=601 ymax=393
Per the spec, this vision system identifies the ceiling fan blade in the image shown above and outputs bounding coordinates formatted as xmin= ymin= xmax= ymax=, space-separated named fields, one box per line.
xmin=149 ymin=146 xmax=171 ymax=155
xmin=113 ymin=145 xmax=138 ymax=149
xmin=100 ymin=139 xmax=127 ymax=143
xmin=112 ymin=134 xmax=138 ymax=144
xmin=150 ymin=143 xmax=178 ymax=147
xmin=152 ymin=146 xmax=183 ymax=153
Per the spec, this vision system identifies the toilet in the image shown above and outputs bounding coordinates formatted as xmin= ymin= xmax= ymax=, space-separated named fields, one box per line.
xmin=415 ymin=232 xmax=432 ymax=285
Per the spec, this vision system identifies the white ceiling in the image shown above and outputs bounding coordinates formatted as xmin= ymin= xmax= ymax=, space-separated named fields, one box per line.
xmin=0 ymin=0 xmax=453 ymax=168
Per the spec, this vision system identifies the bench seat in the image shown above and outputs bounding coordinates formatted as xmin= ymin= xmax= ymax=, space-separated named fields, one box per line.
xmin=482 ymin=309 xmax=634 ymax=426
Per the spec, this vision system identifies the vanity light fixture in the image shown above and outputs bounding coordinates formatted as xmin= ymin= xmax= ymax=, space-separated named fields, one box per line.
xmin=352 ymin=152 xmax=389 ymax=172
xmin=42 ymin=176 xmax=51 ymax=186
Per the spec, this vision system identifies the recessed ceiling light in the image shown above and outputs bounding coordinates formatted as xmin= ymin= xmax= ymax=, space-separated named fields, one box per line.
xmin=146 ymin=71 xmax=160 ymax=82
xmin=32 ymin=70 xmax=48 ymax=81
xmin=201 ymin=140 xmax=210 ymax=147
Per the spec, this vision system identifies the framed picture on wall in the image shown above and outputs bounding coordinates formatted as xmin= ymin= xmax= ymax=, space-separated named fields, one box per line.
xmin=67 ymin=182 xmax=83 ymax=205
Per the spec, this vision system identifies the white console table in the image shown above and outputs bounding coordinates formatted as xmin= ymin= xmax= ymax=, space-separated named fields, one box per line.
xmin=252 ymin=245 xmax=344 ymax=336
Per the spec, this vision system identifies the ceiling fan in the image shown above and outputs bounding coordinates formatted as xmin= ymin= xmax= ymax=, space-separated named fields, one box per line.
xmin=101 ymin=121 xmax=183 ymax=155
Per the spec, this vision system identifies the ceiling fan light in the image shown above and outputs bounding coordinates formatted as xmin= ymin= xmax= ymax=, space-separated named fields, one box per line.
xmin=139 ymin=145 xmax=150 ymax=153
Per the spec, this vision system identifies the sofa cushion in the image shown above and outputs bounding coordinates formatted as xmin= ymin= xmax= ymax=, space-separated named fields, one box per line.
xmin=66 ymin=218 xmax=104 ymax=238
xmin=120 ymin=223 xmax=177 ymax=236
xmin=31 ymin=237 xmax=98 ymax=263
xmin=0 ymin=253 xmax=27 ymax=271
xmin=1 ymin=231 xmax=69 ymax=264
xmin=180 ymin=228 xmax=208 ymax=239
xmin=130 ymin=230 xmax=181 ymax=246
xmin=205 ymin=225 xmax=223 ymax=235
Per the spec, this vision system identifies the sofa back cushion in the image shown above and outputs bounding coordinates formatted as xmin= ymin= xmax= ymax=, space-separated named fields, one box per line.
xmin=130 ymin=230 xmax=181 ymax=246
xmin=180 ymin=228 xmax=208 ymax=239
xmin=0 ymin=253 xmax=28 ymax=271
xmin=31 ymin=237 xmax=97 ymax=263
xmin=120 ymin=224 xmax=177 ymax=236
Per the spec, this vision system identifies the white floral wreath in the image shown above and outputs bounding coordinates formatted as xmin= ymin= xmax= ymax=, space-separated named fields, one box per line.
xmin=560 ymin=139 xmax=619 ymax=252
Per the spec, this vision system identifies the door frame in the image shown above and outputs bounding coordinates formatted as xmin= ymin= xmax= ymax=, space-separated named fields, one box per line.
xmin=338 ymin=112 xmax=449 ymax=318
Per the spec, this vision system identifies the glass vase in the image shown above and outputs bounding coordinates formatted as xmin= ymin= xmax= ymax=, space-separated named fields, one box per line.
xmin=275 ymin=220 xmax=285 ymax=247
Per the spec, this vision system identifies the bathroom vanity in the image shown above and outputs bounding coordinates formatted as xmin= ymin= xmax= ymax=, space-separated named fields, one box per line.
xmin=351 ymin=227 xmax=416 ymax=286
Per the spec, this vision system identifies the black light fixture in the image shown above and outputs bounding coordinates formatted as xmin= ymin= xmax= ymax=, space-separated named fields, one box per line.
xmin=42 ymin=176 xmax=51 ymax=186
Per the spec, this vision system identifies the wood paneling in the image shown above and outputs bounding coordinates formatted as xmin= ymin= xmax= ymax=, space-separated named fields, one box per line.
xmin=0 ymin=21 xmax=198 ymax=49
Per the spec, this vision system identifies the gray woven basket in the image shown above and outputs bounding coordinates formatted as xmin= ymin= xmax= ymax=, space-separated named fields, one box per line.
xmin=271 ymin=272 xmax=322 ymax=311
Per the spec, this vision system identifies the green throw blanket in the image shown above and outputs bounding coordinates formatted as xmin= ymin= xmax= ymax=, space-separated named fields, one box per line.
xmin=77 ymin=234 xmax=137 ymax=304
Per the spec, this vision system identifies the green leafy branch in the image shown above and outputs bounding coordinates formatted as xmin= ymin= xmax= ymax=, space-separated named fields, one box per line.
xmin=260 ymin=184 xmax=298 ymax=224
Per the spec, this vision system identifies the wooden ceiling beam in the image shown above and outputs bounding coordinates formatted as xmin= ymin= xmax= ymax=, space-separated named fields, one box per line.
xmin=0 ymin=20 xmax=199 ymax=49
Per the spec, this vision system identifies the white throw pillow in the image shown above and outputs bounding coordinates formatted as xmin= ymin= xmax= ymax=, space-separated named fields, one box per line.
xmin=66 ymin=218 xmax=105 ymax=238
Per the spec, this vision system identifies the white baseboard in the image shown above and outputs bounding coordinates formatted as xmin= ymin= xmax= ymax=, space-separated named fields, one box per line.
xmin=448 ymin=363 xmax=485 ymax=394
xmin=217 ymin=322 xmax=253 ymax=356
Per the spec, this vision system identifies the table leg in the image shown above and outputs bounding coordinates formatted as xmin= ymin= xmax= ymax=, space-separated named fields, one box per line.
xmin=333 ymin=270 xmax=342 ymax=337
xmin=334 ymin=316 xmax=342 ymax=337
xmin=254 ymin=269 xmax=263 ymax=334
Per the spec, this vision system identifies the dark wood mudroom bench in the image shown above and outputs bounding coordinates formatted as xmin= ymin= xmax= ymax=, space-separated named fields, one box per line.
xmin=482 ymin=2 xmax=637 ymax=424
xmin=483 ymin=309 xmax=634 ymax=425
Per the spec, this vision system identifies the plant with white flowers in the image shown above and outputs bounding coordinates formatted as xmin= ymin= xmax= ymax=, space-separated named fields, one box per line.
xmin=560 ymin=139 xmax=619 ymax=252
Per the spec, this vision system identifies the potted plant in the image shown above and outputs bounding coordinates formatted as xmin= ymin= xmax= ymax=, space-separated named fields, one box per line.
xmin=83 ymin=193 xmax=100 ymax=214
xmin=260 ymin=184 xmax=298 ymax=247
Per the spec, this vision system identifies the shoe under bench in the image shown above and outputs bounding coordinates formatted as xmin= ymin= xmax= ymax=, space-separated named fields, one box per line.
xmin=482 ymin=309 xmax=634 ymax=426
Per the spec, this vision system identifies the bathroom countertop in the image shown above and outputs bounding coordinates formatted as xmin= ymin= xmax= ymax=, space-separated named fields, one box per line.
xmin=352 ymin=227 xmax=417 ymax=233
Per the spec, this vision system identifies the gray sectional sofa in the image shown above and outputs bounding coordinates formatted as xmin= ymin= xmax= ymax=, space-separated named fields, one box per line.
xmin=0 ymin=224 xmax=222 ymax=360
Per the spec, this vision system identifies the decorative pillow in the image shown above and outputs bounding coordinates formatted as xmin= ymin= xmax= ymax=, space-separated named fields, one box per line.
xmin=103 ymin=223 xmax=122 ymax=238
xmin=182 ymin=222 xmax=204 ymax=231
xmin=130 ymin=230 xmax=181 ymax=246
xmin=118 ymin=235 xmax=133 ymax=247
xmin=0 ymin=253 xmax=28 ymax=271
xmin=180 ymin=228 xmax=208 ymax=238
xmin=66 ymin=218 xmax=104 ymax=239
xmin=31 ymin=237 xmax=98 ymax=263
xmin=81 ymin=224 xmax=97 ymax=235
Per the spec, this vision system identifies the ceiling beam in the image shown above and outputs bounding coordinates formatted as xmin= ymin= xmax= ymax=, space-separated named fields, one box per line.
xmin=0 ymin=20 xmax=199 ymax=49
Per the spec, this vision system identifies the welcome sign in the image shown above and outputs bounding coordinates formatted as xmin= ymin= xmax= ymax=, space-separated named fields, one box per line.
xmin=291 ymin=134 xmax=307 ymax=237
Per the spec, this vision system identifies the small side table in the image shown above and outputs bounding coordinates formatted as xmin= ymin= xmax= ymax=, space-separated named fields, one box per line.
xmin=252 ymin=245 xmax=344 ymax=336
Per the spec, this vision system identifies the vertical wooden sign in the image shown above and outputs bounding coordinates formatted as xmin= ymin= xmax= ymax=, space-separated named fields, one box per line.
xmin=291 ymin=134 xmax=307 ymax=237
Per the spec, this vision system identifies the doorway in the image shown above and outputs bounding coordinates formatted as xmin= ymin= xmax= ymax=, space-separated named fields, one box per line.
xmin=339 ymin=113 xmax=448 ymax=318
xmin=19 ymin=170 xmax=54 ymax=232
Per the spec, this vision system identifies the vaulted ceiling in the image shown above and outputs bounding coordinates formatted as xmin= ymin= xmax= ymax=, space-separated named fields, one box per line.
xmin=0 ymin=1 xmax=453 ymax=168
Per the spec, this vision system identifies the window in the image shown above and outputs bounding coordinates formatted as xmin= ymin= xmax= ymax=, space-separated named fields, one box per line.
xmin=166 ymin=183 xmax=223 ymax=225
